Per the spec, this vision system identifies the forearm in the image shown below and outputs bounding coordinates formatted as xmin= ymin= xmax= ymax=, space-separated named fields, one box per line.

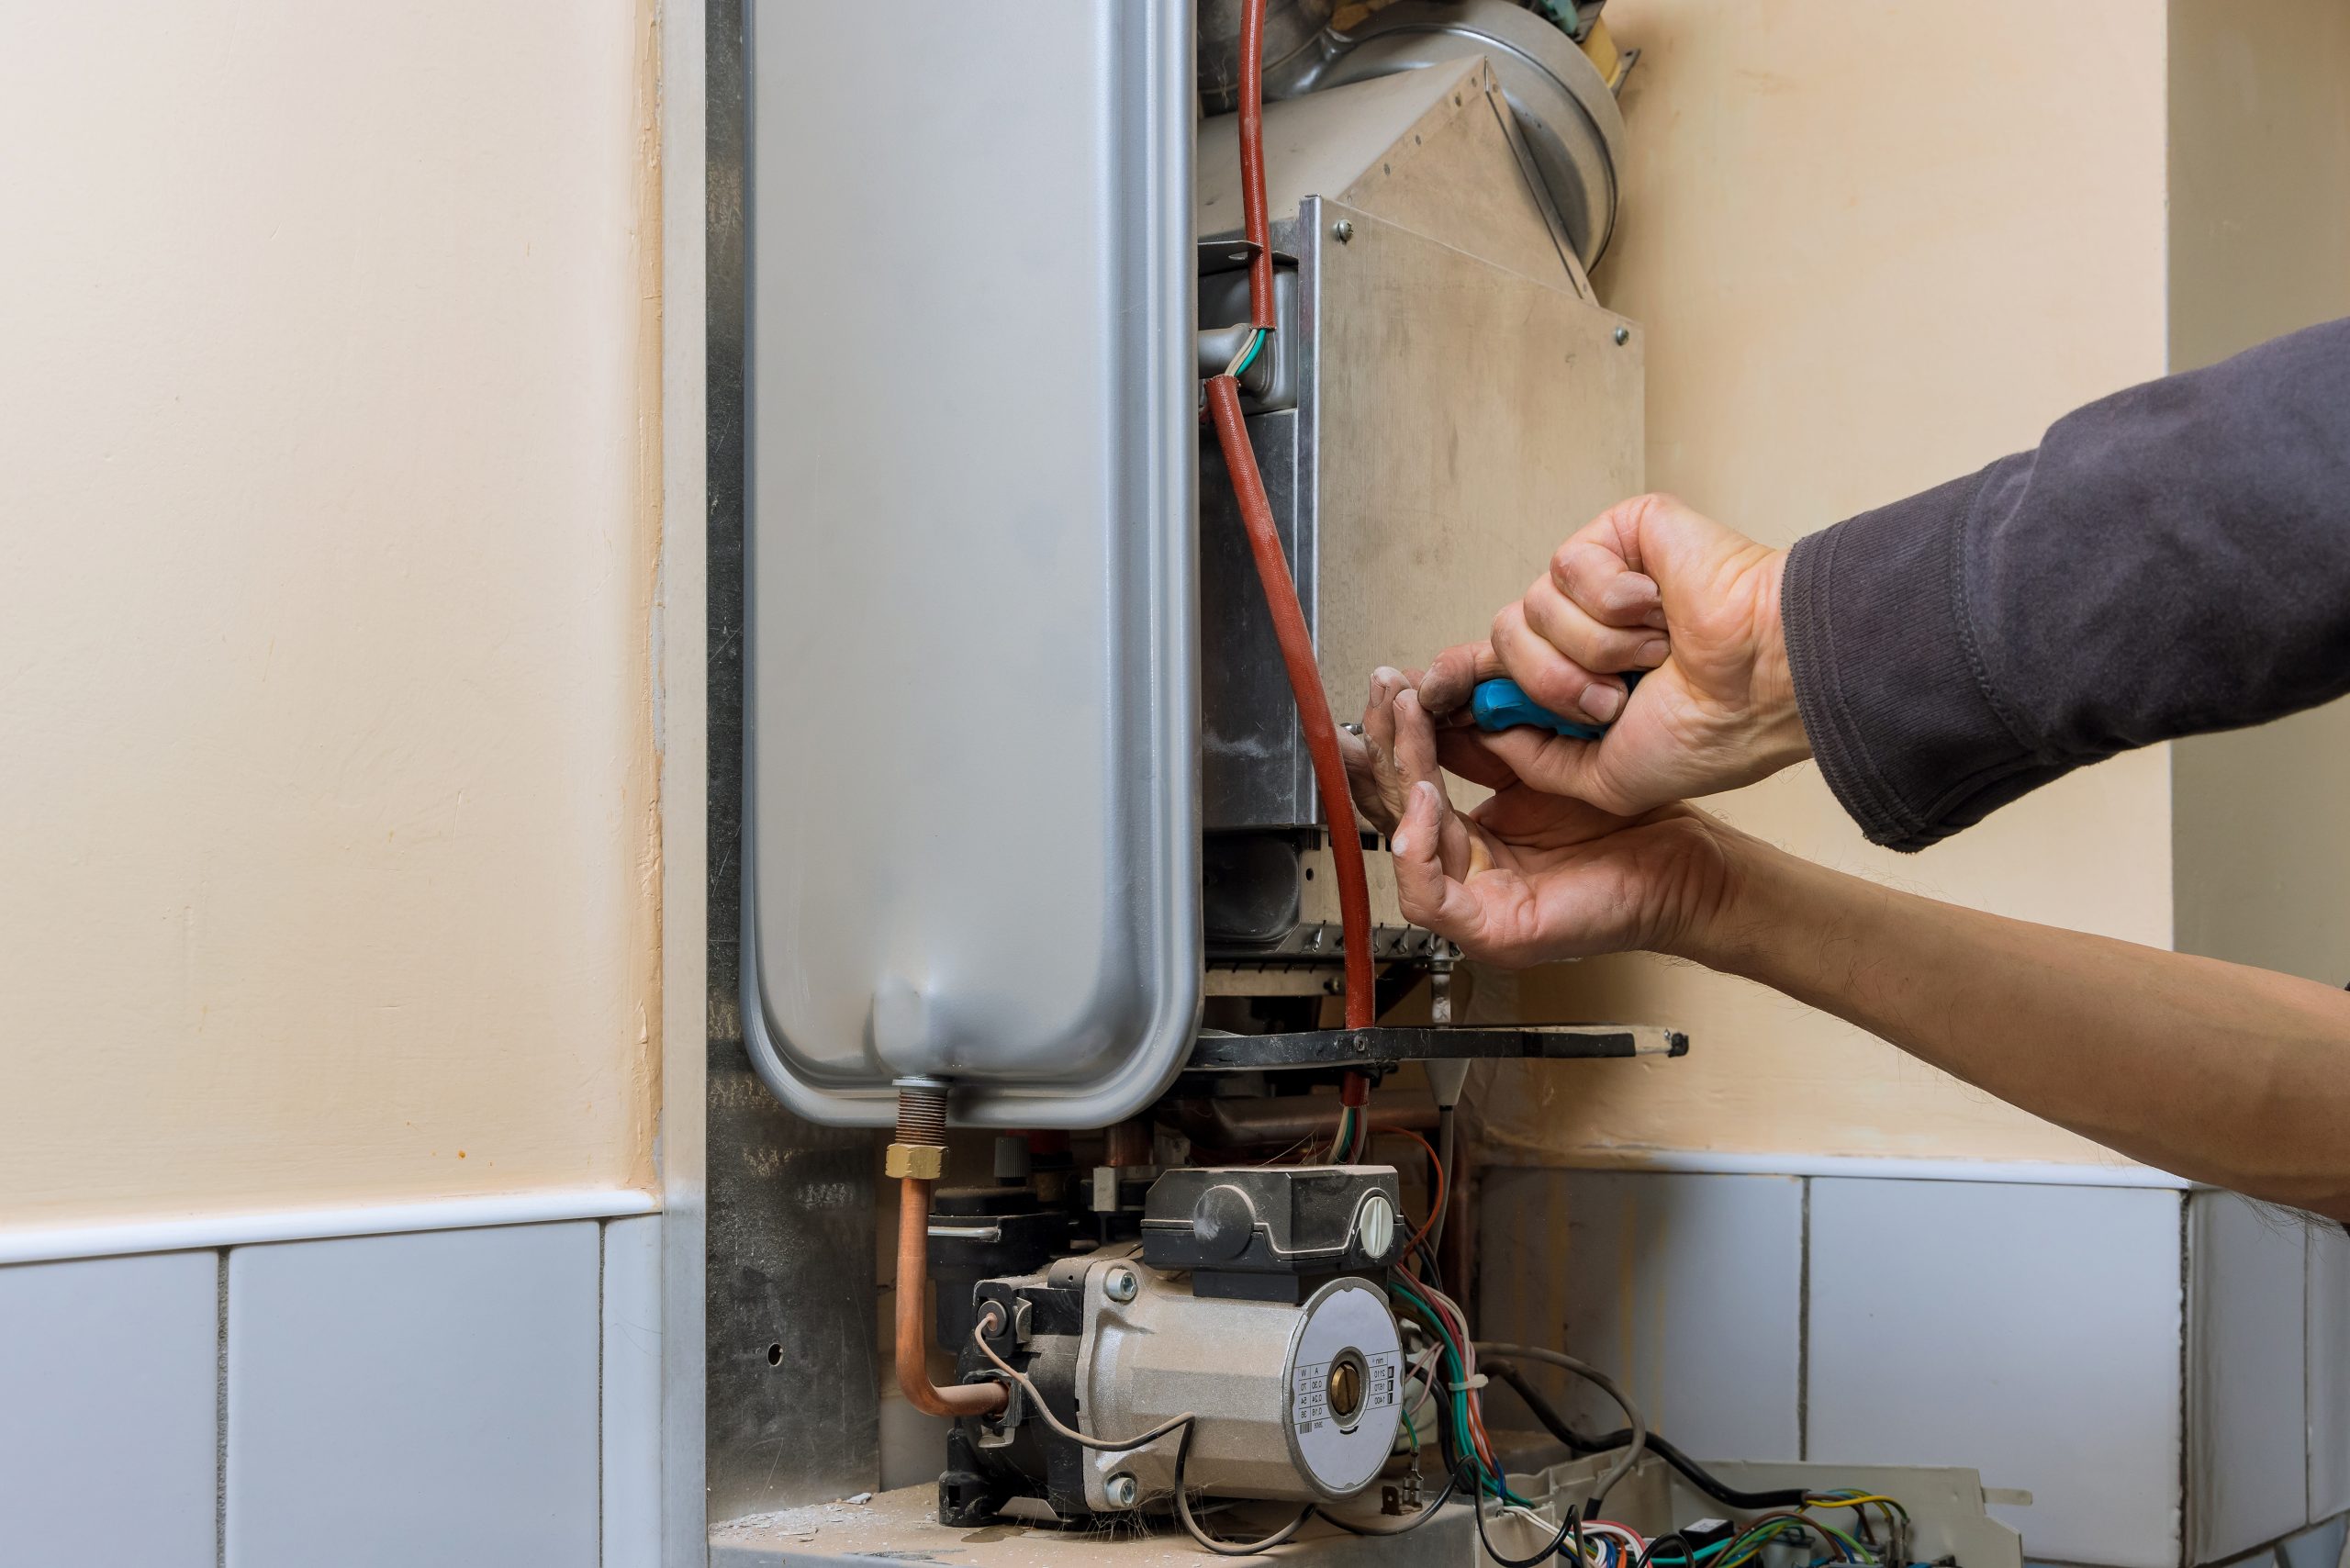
xmin=1680 ymin=832 xmax=2350 ymax=1219
xmin=1785 ymin=315 xmax=2350 ymax=851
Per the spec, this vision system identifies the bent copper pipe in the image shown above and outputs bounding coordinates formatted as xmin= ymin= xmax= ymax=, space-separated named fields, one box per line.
xmin=896 ymin=1175 xmax=1008 ymax=1418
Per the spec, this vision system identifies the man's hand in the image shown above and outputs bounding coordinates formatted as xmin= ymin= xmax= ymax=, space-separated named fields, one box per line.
xmin=1416 ymin=494 xmax=1810 ymax=817
xmin=1348 ymin=681 xmax=1739 ymax=966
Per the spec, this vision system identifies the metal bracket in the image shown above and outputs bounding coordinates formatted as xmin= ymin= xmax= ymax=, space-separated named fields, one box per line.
xmin=1186 ymin=1022 xmax=1689 ymax=1072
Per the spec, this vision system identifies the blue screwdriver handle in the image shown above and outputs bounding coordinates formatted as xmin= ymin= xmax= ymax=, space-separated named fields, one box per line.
xmin=1471 ymin=672 xmax=1640 ymax=740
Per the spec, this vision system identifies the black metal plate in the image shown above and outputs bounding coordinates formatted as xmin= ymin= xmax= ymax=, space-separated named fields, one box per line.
xmin=1186 ymin=1024 xmax=1690 ymax=1072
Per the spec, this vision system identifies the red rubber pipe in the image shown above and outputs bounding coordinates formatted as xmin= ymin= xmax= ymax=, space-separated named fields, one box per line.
xmin=1238 ymin=0 xmax=1274 ymax=329
xmin=1205 ymin=375 xmax=1375 ymax=1029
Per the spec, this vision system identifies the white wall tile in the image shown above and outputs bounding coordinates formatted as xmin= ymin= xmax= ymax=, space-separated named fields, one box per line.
xmin=2190 ymin=1191 xmax=2312 ymax=1561
xmin=0 ymin=1250 xmax=219 ymax=1565
xmin=2311 ymin=1222 xmax=2350 ymax=1521
xmin=226 ymin=1221 xmax=600 ymax=1568
xmin=1807 ymin=1179 xmax=2183 ymax=1568
xmin=603 ymin=1215 xmax=664 ymax=1568
xmin=1480 ymin=1170 xmax=1803 ymax=1461
xmin=2277 ymin=1514 xmax=2347 ymax=1568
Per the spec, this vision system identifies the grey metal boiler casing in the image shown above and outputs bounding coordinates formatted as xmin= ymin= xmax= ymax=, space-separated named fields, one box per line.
xmin=739 ymin=4 xmax=1639 ymax=1124
xmin=740 ymin=5 xmax=1200 ymax=1127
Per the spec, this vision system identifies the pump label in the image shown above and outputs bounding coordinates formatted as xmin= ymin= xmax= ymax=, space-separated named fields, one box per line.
xmin=1288 ymin=1282 xmax=1405 ymax=1494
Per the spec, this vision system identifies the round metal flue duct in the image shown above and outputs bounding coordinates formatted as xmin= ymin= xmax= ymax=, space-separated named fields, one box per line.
xmin=1199 ymin=0 xmax=1627 ymax=270
xmin=1197 ymin=0 xmax=1337 ymax=113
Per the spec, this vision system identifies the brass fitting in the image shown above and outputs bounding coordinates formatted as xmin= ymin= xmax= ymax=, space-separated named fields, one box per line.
xmin=884 ymin=1142 xmax=946 ymax=1181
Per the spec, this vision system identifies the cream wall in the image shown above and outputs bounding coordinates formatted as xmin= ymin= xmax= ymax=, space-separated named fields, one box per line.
xmin=0 ymin=3 xmax=663 ymax=1229
xmin=2167 ymin=0 xmax=2350 ymax=991
xmin=1496 ymin=0 xmax=2173 ymax=1166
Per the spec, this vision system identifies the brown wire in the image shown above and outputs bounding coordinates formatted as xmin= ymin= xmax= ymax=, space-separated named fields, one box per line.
xmin=1205 ymin=375 xmax=1376 ymax=1029
xmin=1237 ymin=0 xmax=1273 ymax=329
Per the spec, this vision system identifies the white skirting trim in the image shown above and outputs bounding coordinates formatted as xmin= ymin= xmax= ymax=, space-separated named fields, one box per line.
xmin=1489 ymin=1148 xmax=2194 ymax=1189
xmin=0 ymin=1186 xmax=661 ymax=1267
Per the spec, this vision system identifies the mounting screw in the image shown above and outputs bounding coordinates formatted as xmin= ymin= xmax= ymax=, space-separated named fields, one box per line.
xmin=1332 ymin=218 xmax=1356 ymax=243
xmin=1613 ymin=326 xmax=1631 ymax=346
xmin=1105 ymin=1473 xmax=1140 ymax=1509
xmin=1104 ymin=1266 xmax=1139 ymax=1304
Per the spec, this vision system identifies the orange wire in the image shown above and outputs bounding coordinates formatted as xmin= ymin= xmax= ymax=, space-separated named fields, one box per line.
xmin=1376 ymin=1126 xmax=1447 ymax=1260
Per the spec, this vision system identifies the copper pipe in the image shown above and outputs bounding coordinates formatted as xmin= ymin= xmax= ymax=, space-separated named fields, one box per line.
xmin=896 ymin=1174 xmax=1007 ymax=1418
xmin=1103 ymin=1116 xmax=1155 ymax=1168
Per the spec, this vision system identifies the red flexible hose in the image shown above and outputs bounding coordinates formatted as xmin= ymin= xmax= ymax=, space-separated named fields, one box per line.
xmin=1237 ymin=0 xmax=1274 ymax=330
xmin=1205 ymin=376 xmax=1375 ymax=1030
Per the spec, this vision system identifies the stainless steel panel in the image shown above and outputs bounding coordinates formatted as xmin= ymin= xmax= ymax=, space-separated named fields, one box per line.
xmin=708 ymin=0 xmax=878 ymax=1520
xmin=1305 ymin=196 xmax=1642 ymax=740
xmin=1201 ymin=199 xmax=1641 ymax=831
xmin=743 ymin=3 xmax=1201 ymax=1126
xmin=1201 ymin=409 xmax=1314 ymax=828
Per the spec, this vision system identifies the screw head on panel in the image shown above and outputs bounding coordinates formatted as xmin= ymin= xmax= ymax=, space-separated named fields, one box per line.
xmin=1332 ymin=219 xmax=1356 ymax=242
xmin=1613 ymin=326 xmax=1631 ymax=345
xmin=1104 ymin=1266 xmax=1139 ymax=1304
xmin=1105 ymin=1473 xmax=1140 ymax=1508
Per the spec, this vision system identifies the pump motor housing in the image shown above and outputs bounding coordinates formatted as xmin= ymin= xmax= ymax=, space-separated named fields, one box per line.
xmin=938 ymin=1168 xmax=1406 ymax=1528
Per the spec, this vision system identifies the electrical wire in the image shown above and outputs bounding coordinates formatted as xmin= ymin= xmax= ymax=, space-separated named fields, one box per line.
xmin=968 ymin=1307 xmax=1194 ymax=1454
xmin=1237 ymin=0 xmax=1273 ymax=330
xmin=1427 ymin=1103 xmax=1457 ymax=1255
xmin=1172 ymin=1423 xmax=1315 ymax=1556
xmin=1204 ymin=374 xmax=1375 ymax=1032
xmin=1377 ymin=1124 xmax=1447 ymax=1260
xmin=1637 ymin=1529 xmax=1706 ymax=1568
xmin=1480 ymin=1361 xmax=1809 ymax=1514
xmin=1225 ymin=326 xmax=1267 ymax=379
xmin=1205 ymin=0 xmax=1373 ymax=1035
xmin=1475 ymin=1342 xmax=1647 ymax=1517
xmin=1464 ymin=1457 xmax=1582 ymax=1568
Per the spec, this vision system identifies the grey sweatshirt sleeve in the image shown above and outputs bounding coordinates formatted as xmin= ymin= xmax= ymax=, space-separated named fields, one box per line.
xmin=1781 ymin=316 xmax=2350 ymax=852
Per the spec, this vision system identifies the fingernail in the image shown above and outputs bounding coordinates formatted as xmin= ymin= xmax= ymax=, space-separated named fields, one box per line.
xmin=1637 ymin=637 xmax=1669 ymax=666
xmin=1644 ymin=608 xmax=1669 ymax=631
xmin=1606 ymin=574 xmax=1662 ymax=614
xmin=1390 ymin=834 xmax=1410 ymax=858
xmin=1581 ymin=684 xmax=1624 ymax=722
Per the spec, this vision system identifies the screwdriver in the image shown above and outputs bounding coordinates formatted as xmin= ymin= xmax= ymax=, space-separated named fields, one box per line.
xmin=1471 ymin=672 xmax=1641 ymax=740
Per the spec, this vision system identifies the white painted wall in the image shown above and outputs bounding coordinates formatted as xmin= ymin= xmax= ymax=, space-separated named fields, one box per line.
xmin=0 ymin=1 xmax=663 ymax=1231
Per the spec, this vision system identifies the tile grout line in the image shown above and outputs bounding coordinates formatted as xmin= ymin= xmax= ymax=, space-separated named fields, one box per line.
xmin=216 ymin=1248 xmax=229 ymax=1568
xmin=598 ymin=1218 xmax=608 ymax=1568
xmin=1797 ymin=1177 xmax=1811 ymax=1463
xmin=2179 ymin=1192 xmax=2194 ymax=1568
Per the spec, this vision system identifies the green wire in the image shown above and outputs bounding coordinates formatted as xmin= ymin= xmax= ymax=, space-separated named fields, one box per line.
xmin=1387 ymin=1278 xmax=1529 ymax=1508
xmin=1232 ymin=327 xmax=1267 ymax=377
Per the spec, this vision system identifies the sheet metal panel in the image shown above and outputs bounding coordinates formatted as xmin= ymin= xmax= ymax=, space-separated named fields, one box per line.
xmin=744 ymin=3 xmax=1199 ymax=1126
xmin=1203 ymin=200 xmax=1642 ymax=830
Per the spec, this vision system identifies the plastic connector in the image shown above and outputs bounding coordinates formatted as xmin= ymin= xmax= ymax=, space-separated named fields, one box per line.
xmin=885 ymin=1142 xmax=946 ymax=1181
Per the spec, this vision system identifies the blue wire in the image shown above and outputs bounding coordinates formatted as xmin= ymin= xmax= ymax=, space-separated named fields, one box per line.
xmin=1232 ymin=328 xmax=1267 ymax=377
